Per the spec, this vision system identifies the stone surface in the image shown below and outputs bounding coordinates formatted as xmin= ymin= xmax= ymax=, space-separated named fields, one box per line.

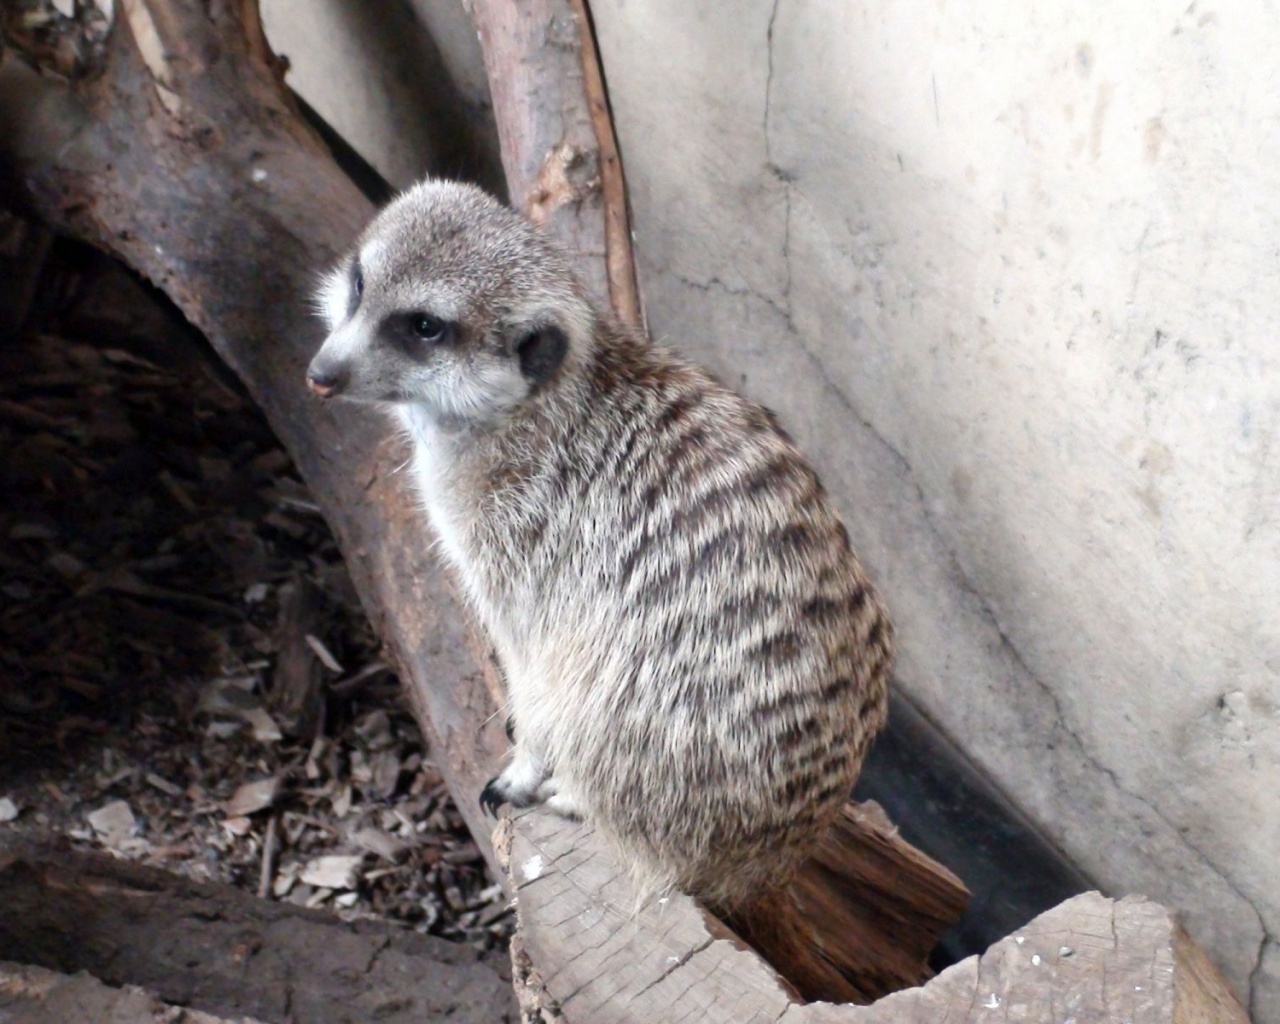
xmin=255 ymin=1 xmax=1279 ymax=1018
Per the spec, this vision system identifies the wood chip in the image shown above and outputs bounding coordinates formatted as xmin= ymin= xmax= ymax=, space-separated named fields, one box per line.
xmin=158 ymin=470 xmax=198 ymax=511
xmin=352 ymin=828 xmax=409 ymax=863
xmin=300 ymin=854 xmax=363 ymax=891
xmin=258 ymin=814 xmax=278 ymax=899
xmin=304 ymin=634 xmax=343 ymax=673
xmin=370 ymin=750 xmax=401 ymax=799
xmin=223 ymin=777 xmax=280 ymax=816
xmin=145 ymin=772 xmax=183 ymax=797
xmin=272 ymin=862 xmax=300 ymax=898
xmin=87 ymin=799 xmax=136 ymax=847
xmin=9 ymin=522 xmax=57 ymax=541
xmin=239 ymin=706 xmax=282 ymax=743
xmin=46 ymin=551 xmax=87 ymax=579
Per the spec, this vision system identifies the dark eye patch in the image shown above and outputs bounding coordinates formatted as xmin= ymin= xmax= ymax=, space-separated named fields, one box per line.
xmin=378 ymin=311 xmax=461 ymax=358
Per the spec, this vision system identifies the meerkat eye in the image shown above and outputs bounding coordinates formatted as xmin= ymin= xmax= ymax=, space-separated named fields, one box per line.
xmin=411 ymin=313 xmax=447 ymax=343
xmin=345 ymin=260 xmax=363 ymax=319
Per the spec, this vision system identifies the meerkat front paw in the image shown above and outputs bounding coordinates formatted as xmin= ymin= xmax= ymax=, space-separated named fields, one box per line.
xmin=478 ymin=748 xmax=548 ymax=816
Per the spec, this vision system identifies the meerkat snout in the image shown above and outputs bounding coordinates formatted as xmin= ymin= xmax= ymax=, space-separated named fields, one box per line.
xmin=305 ymin=359 xmax=347 ymax=398
xmin=308 ymin=179 xmax=893 ymax=943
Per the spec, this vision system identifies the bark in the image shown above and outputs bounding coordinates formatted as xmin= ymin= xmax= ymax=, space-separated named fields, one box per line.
xmin=0 ymin=840 xmax=516 ymax=1023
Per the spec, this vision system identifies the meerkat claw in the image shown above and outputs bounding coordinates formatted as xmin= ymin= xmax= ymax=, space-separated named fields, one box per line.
xmin=479 ymin=777 xmax=505 ymax=816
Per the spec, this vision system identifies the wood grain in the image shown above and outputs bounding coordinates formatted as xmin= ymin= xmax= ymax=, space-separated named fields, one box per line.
xmin=502 ymin=813 xmax=1247 ymax=1023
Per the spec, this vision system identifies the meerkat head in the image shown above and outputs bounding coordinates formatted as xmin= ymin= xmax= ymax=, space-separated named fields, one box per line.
xmin=306 ymin=180 xmax=596 ymax=427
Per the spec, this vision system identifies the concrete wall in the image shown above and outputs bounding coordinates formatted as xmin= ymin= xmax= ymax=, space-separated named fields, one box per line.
xmin=267 ymin=1 xmax=1279 ymax=1017
xmin=260 ymin=0 xmax=498 ymax=192
xmin=589 ymin=1 xmax=1280 ymax=1015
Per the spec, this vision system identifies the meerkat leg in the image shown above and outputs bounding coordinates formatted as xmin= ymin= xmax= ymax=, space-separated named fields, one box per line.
xmin=479 ymin=740 xmax=549 ymax=816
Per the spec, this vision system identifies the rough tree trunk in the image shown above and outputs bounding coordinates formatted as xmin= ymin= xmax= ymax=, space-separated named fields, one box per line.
xmin=0 ymin=840 xmax=516 ymax=1023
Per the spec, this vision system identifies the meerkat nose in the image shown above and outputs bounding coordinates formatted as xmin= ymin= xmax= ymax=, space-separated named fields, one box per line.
xmin=306 ymin=361 xmax=347 ymax=398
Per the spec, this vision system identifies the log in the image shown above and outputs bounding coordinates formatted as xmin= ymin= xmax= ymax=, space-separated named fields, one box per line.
xmin=499 ymin=813 xmax=1249 ymax=1023
xmin=500 ymin=803 xmax=968 ymax=1013
xmin=0 ymin=839 xmax=517 ymax=1023
xmin=0 ymin=961 xmax=267 ymax=1024
xmin=464 ymin=0 xmax=642 ymax=326
xmin=0 ymin=0 xmax=956 ymax=1007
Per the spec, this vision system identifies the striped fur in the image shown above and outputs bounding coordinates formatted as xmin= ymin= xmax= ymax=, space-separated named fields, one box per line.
xmin=308 ymin=181 xmax=892 ymax=915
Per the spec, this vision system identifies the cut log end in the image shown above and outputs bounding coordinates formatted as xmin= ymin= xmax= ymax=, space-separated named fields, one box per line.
xmin=503 ymin=806 xmax=1249 ymax=1023
xmin=501 ymin=800 xmax=968 ymax=1016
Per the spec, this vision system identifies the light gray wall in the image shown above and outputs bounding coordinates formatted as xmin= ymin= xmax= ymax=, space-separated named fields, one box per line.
xmin=267 ymin=1 xmax=1280 ymax=1017
xmin=261 ymin=0 xmax=498 ymax=192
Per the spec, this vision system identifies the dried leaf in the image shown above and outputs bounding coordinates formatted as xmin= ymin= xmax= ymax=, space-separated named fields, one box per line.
xmin=223 ymin=777 xmax=280 ymax=816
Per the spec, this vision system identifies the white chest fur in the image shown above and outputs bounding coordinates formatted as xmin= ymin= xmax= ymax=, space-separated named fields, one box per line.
xmin=395 ymin=405 xmax=471 ymax=577
xmin=393 ymin=404 xmax=524 ymax=674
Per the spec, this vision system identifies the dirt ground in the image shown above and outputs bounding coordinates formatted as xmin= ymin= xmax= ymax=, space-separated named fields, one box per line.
xmin=0 ymin=232 xmax=512 ymax=960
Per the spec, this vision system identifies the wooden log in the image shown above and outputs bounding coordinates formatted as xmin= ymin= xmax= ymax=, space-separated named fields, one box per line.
xmin=499 ymin=812 xmax=1249 ymax=1023
xmin=499 ymin=803 xmax=968 ymax=1012
xmin=796 ymin=802 xmax=969 ymax=1000
xmin=464 ymin=0 xmax=642 ymax=327
xmin=0 ymin=840 xmax=517 ymax=1023
xmin=0 ymin=961 xmax=269 ymax=1024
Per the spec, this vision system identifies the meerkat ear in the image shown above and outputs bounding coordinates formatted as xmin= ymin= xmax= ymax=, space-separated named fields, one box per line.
xmin=513 ymin=324 xmax=568 ymax=386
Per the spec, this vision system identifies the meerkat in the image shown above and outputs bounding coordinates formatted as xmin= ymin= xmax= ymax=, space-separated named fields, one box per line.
xmin=306 ymin=180 xmax=892 ymax=931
